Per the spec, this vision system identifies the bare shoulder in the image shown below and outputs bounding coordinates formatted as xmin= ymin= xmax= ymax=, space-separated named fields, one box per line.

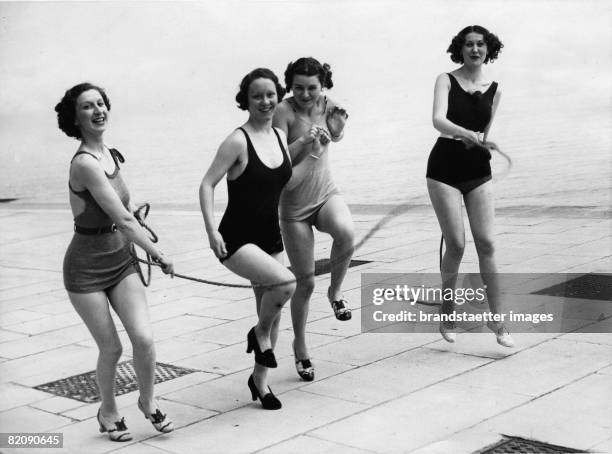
xmin=218 ymin=128 xmax=248 ymax=160
xmin=70 ymin=152 xmax=100 ymax=174
xmin=435 ymin=72 xmax=452 ymax=85
xmin=275 ymin=99 xmax=295 ymax=119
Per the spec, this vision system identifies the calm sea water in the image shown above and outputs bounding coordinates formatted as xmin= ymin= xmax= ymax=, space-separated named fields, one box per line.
xmin=1 ymin=0 xmax=610 ymax=209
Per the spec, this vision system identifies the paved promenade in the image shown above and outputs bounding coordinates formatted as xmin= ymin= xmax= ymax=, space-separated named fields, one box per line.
xmin=1 ymin=3 xmax=611 ymax=452
xmin=0 ymin=197 xmax=610 ymax=453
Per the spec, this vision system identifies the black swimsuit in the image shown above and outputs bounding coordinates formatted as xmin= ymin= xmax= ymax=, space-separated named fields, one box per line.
xmin=426 ymin=73 xmax=498 ymax=194
xmin=218 ymin=127 xmax=292 ymax=262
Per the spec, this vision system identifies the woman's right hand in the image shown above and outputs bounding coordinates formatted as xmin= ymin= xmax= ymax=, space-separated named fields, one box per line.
xmin=455 ymin=130 xmax=481 ymax=148
xmin=300 ymin=125 xmax=320 ymax=145
xmin=208 ymin=230 xmax=228 ymax=259
xmin=157 ymin=255 xmax=175 ymax=277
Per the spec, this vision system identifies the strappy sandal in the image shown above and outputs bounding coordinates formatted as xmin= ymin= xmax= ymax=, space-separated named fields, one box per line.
xmin=97 ymin=408 xmax=132 ymax=442
xmin=138 ymin=399 xmax=174 ymax=433
xmin=292 ymin=341 xmax=315 ymax=381
xmin=330 ymin=299 xmax=352 ymax=321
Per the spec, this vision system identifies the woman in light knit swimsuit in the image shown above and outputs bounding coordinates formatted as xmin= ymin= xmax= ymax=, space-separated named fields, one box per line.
xmin=273 ymin=57 xmax=354 ymax=382
xmin=56 ymin=83 xmax=175 ymax=442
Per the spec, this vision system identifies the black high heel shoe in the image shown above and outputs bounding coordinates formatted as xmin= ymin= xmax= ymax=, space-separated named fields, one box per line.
xmin=247 ymin=375 xmax=282 ymax=410
xmin=246 ymin=327 xmax=277 ymax=368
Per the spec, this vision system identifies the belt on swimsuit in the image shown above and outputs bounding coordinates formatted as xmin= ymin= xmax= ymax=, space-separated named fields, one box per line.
xmin=74 ymin=224 xmax=117 ymax=235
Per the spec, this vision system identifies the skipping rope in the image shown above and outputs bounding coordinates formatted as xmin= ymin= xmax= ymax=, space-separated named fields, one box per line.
xmin=132 ymin=142 xmax=511 ymax=289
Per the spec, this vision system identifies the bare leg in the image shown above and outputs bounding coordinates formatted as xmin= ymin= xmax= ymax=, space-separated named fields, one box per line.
xmin=427 ymin=178 xmax=465 ymax=297
xmin=315 ymin=195 xmax=355 ymax=304
xmin=224 ymin=245 xmax=295 ymax=392
xmin=465 ymin=181 xmax=514 ymax=347
xmin=464 ymin=181 xmax=500 ymax=311
xmin=68 ymin=290 xmax=122 ymax=420
xmin=280 ymin=220 xmax=315 ymax=360
xmin=107 ymin=273 xmax=157 ymax=413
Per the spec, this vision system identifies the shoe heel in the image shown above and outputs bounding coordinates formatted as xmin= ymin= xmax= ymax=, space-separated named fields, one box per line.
xmin=248 ymin=375 xmax=257 ymax=401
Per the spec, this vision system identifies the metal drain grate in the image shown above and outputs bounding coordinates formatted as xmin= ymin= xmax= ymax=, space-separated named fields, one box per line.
xmin=289 ymin=259 xmax=371 ymax=277
xmin=532 ymin=273 xmax=612 ymax=301
xmin=34 ymin=361 xmax=197 ymax=403
xmin=476 ymin=436 xmax=586 ymax=453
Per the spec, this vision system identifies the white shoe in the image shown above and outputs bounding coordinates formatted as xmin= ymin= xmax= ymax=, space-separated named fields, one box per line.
xmin=439 ymin=321 xmax=457 ymax=343
xmin=487 ymin=321 xmax=515 ymax=348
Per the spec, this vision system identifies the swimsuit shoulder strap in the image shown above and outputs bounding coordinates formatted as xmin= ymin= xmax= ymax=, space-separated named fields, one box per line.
xmin=237 ymin=127 xmax=256 ymax=160
xmin=271 ymin=127 xmax=289 ymax=163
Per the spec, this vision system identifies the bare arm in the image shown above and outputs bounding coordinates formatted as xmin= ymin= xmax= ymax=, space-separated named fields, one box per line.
xmin=198 ymin=131 xmax=245 ymax=259
xmin=432 ymin=73 xmax=481 ymax=144
xmin=273 ymin=101 xmax=320 ymax=166
xmin=325 ymin=97 xmax=348 ymax=142
xmin=71 ymin=155 xmax=173 ymax=274
xmin=483 ymin=88 xmax=502 ymax=144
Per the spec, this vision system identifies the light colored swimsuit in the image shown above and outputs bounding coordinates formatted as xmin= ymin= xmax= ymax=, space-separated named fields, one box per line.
xmin=279 ymin=97 xmax=339 ymax=224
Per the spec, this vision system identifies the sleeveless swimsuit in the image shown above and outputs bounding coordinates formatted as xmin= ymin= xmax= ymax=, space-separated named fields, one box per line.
xmin=63 ymin=149 xmax=138 ymax=293
xmin=279 ymin=96 xmax=340 ymax=224
xmin=218 ymin=127 xmax=292 ymax=262
xmin=426 ymin=73 xmax=498 ymax=194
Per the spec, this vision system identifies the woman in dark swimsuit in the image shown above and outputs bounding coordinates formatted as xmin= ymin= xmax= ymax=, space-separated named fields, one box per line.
xmin=56 ymin=83 xmax=175 ymax=442
xmin=426 ymin=26 xmax=514 ymax=348
xmin=199 ymin=68 xmax=295 ymax=410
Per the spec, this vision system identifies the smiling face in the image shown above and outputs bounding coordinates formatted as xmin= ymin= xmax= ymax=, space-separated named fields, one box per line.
xmin=74 ymin=89 xmax=108 ymax=137
xmin=291 ymin=74 xmax=322 ymax=109
xmin=462 ymin=32 xmax=488 ymax=66
xmin=247 ymin=77 xmax=278 ymax=120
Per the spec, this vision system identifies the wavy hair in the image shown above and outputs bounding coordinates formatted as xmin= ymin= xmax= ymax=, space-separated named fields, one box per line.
xmin=55 ymin=83 xmax=110 ymax=139
xmin=447 ymin=25 xmax=503 ymax=64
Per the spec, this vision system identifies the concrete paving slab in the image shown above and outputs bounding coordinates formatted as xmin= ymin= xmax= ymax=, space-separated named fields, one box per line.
xmin=0 ymin=405 xmax=74 ymax=433
xmin=0 ymin=328 xmax=27 ymax=343
xmin=0 ymin=308 xmax=50 ymax=326
xmin=301 ymin=347 xmax=491 ymax=405
xmin=154 ymin=337 xmax=224 ymax=363
xmin=108 ymin=443 xmax=176 ymax=454
xmin=408 ymin=430 xmax=502 ymax=454
xmin=309 ymin=382 xmax=529 ymax=453
xmin=0 ymin=344 xmax=97 ymax=384
xmin=309 ymin=332 xmax=441 ymax=367
xmin=6 ymin=312 xmax=82 ymax=336
xmin=0 ymin=382 xmax=55 ymax=412
xmin=473 ymin=372 xmax=611 ymax=452
xmin=145 ymin=390 xmax=368 ymax=454
xmin=29 ymin=395 xmax=87 ymax=414
xmin=258 ymin=435 xmax=375 ymax=454
xmin=150 ymin=314 xmax=228 ymax=341
xmin=425 ymin=332 xmax=557 ymax=359
xmin=446 ymin=338 xmax=612 ymax=396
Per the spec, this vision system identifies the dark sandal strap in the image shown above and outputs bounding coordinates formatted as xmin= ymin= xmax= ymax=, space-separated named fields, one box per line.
xmin=331 ymin=299 xmax=352 ymax=319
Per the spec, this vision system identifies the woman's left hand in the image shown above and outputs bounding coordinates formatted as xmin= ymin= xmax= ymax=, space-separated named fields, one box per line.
xmin=318 ymin=128 xmax=331 ymax=146
xmin=326 ymin=106 xmax=348 ymax=138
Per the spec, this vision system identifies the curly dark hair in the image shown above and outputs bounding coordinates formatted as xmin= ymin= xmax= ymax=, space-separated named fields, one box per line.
xmin=284 ymin=57 xmax=333 ymax=92
xmin=235 ymin=68 xmax=285 ymax=111
xmin=447 ymin=25 xmax=503 ymax=64
xmin=54 ymin=82 xmax=110 ymax=139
